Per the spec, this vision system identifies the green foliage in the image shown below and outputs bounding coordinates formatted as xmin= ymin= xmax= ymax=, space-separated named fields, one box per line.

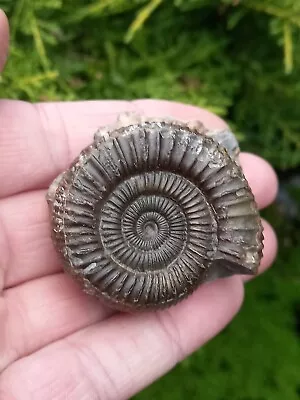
xmin=1 ymin=0 xmax=300 ymax=169
xmin=1 ymin=1 xmax=300 ymax=399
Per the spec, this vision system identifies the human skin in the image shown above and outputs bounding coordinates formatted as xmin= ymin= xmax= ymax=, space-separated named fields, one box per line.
xmin=0 ymin=10 xmax=278 ymax=400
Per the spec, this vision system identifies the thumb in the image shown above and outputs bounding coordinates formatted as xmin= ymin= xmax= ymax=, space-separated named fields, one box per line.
xmin=0 ymin=9 xmax=9 ymax=73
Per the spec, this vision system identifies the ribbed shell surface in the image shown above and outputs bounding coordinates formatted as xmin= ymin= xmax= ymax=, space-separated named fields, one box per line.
xmin=48 ymin=121 xmax=263 ymax=311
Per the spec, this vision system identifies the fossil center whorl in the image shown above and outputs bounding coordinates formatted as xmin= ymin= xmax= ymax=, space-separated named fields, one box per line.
xmin=99 ymin=171 xmax=217 ymax=273
xmin=48 ymin=119 xmax=263 ymax=311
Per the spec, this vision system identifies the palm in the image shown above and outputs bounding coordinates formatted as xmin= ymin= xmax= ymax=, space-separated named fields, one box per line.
xmin=0 ymin=11 xmax=278 ymax=400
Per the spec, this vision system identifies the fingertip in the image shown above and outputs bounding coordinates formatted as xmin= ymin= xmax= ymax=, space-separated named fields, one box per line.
xmin=239 ymin=153 xmax=279 ymax=209
xmin=0 ymin=9 xmax=9 ymax=72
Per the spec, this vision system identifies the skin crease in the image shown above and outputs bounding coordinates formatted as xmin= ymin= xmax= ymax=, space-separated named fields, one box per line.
xmin=0 ymin=10 xmax=278 ymax=400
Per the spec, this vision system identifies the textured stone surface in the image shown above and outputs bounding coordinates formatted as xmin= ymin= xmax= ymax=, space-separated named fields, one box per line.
xmin=47 ymin=118 xmax=263 ymax=311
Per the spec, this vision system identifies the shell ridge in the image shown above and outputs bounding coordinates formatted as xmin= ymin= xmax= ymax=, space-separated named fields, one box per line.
xmin=48 ymin=119 xmax=263 ymax=311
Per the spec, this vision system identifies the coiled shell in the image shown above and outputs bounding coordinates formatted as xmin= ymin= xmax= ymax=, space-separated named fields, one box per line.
xmin=47 ymin=116 xmax=263 ymax=311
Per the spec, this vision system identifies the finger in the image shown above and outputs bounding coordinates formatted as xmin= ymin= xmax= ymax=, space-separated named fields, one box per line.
xmin=2 ymin=190 xmax=63 ymax=288
xmin=1 ymin=102 xmax=277 ymax=288
xmin=0 ymin=100 xmax=138 ymax=198
xmin=0 ymin=9 xmax=9 ymax=72
xmin=134 ymin=98 xmax=228 ymax=128
xmin=0 ymin=98 xmax=248 ymax=197
xmin=1 ymin=273 xmax=114 ymax=372
xmin=0 ymin=212 xmax=276 ymax=370
xmin=239 ymin=153 xmax=278 ymax=209
xmin=0 ymin=277 xmax=244 ymax=400
xmin=243 ymin=219 xmax=277 ymax=282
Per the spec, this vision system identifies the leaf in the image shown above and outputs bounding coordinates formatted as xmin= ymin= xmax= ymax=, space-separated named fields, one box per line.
xmin=284 ymin=22 xmax=293 ymax=74
xmin=125 ymin=0 xmax=163 ymax=43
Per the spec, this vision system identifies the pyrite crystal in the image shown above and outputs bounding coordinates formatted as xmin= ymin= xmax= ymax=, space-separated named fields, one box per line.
xmin=47 ymin=113 xmax=263 ymax=311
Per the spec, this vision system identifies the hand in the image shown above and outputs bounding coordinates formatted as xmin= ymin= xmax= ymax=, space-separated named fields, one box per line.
xmin=0 ymin=11 xmax=278 ymax=400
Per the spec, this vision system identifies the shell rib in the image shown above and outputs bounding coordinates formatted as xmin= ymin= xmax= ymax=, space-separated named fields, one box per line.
xmin=47 ymin=117 xmax=263 ymax=311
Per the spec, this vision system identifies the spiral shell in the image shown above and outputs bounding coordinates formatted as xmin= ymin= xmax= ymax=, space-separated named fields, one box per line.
xmin=47 ymin=115 xmax=263 ymax=311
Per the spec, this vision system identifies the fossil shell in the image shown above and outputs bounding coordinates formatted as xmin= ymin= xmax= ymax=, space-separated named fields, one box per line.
xmin=47 ymin=114 xmax=263 ymax=311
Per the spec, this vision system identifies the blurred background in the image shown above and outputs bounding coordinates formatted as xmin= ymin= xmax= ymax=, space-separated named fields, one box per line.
xmin=0 ymin=1 xmax=299 ymax=399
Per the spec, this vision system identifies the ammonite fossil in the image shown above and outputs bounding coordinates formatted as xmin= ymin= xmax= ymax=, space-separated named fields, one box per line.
xmin=47 ymin=112 xmax=263 ymax=311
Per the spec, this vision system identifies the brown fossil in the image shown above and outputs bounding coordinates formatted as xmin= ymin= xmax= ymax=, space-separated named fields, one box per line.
xmin=47 ymin=113 xmax=263 ymax=311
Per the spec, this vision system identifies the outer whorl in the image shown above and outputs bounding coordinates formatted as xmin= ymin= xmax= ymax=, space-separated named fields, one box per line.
xmin=47 ymin=119 xmax=263 ymax=311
